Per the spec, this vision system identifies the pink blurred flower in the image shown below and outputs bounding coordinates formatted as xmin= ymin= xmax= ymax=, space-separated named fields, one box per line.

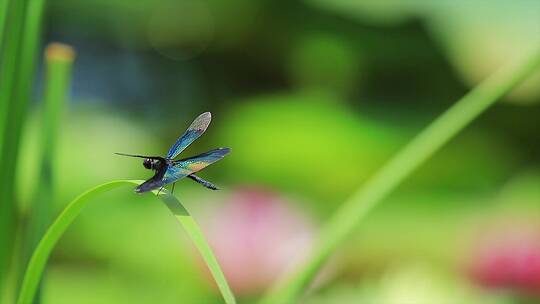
xmin=467 ymin=219 xmax=540 ymax=295
xmin=203 ymin=187 xmax=316 ymax=296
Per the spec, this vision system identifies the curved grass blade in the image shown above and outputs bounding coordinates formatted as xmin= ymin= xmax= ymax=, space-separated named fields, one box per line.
xmin=17 ymin=180 xmax=236 ymax=304
xmin=261 ymin=48 xmax=540 ymax=304
xmin=158 ymin=188 xmax=236 ymax=304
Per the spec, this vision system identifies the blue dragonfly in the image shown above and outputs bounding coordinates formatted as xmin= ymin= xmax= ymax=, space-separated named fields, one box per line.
xmin=116 ymin=112 xmax=230 ymax=193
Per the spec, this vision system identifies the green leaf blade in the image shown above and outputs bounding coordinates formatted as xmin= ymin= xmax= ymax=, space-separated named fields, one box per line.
xmin=160 ymin=194 xmax=236 ymax=304
xmin=17 ymin=180 xmax=236 ymax=304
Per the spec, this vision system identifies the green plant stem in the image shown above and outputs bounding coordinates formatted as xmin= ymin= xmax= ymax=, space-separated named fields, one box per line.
xmin=26 ymin=43 xmax=75 ymax=261
xmin=0 ymin=0 xmax=44 ymax=148
xmin=261 ymin=48 xmax=540 ymax=304
xmin=0 ymin=0 xmax=25 ymax=148
xmin=0 ymin=0 xmax=10 ymax=48
xmin=20 ymin=44 xmax=75 ymax=303
xmin=16 ymin=180 xmax=236 ymax=304
xmin=0 ymin=0 xmax=44 ymax=290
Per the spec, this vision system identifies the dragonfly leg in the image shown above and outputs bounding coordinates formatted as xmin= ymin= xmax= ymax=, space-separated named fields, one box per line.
xmin=157 ymin=186 xmax=164 ymax=195
xmin=171 ymin=182 xmax=176 ymax=194
xmin=188 ymin=174 xmax=219 ymax=190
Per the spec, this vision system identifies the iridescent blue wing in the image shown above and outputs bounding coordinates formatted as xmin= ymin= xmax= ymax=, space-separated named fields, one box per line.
xmin=161 ymin=147 xmax=230 ymax=185
xmin=166 ymin=112 xmax=212 ymax=159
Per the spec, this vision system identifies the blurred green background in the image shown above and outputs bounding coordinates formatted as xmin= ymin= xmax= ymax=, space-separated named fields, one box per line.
xmin=2 ymin=0 xmax=540 ymax=303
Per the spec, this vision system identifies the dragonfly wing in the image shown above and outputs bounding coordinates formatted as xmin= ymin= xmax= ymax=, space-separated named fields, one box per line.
xmin=161 ymin=165 xmax=192 ymax=186
xmin=162 ymin=147 xmax=231 ymax=185
xmin=166 ymin=112 xmax=212 ymax=159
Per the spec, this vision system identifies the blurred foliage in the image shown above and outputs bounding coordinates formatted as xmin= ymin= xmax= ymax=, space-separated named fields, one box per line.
xmin=287 ymin=33 xmax=362 ymax=96
xmin=306 ymin=0 xmax=540 ymax=104
xmin=304 ymin=264 xmax=514 ymax=304
xmin=47 ymin=0 xmax=264 ymax=49
xmin=217 ymin=93 xmax=404 ymax=213
xmin=217 ymin=93 xmax=522 ymax=214
xmin=2 ymin=0 xmax=539 ymax=303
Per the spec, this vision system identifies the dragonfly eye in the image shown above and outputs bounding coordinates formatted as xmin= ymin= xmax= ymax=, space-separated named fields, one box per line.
xmin=143 ymin=159 xmax=152 ymax=169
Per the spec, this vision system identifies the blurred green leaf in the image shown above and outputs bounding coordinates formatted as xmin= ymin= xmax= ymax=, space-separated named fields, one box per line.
xmin=218 ymin=93 xmax=520 ymax=214
xmin=261 ymin=45 xmax=540 ymax=304
xmin=304 ymin=265 xmax=515 ymax=304
xmin=306 ymin=0 xmax=540 ymax=103
xmin=288 ymin=34 xmax=362 ymax=96
xmin=217 ymin=93 xmax=404 ymax=212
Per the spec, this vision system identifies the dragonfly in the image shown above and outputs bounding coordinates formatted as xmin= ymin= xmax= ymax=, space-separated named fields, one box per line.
xmin=116 ymin=112 xmax=230 ymax=193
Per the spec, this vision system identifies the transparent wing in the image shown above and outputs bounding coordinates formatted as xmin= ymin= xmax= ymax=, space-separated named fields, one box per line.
xmin=161 ymin=147 xmax=230 ymax=185
xmin=166 ymin=112 xmax=212 ymax=159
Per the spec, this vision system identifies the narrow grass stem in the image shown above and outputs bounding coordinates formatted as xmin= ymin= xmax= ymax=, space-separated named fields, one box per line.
xmin=20 ymin=43 xmax=75 ymax=302
xmin=261 ymin=48 xmax=540 ymax=304
xmin=0 ymin=0 xmax=25 ymax=149
xmin=16 ymin=180 xmax=236 ymax=304
xmin=0 ymin=0 xmax=10 ymax=48
xmin=26 ymin=43 xmax=75 ymax=258
xmin=0 ymin=0 xmax=42 ymax=289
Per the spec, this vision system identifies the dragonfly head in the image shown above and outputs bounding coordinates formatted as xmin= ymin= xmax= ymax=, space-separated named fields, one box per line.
xmin=115 ymin=153 xmax=164 ymax=171
xmin=143 ymin=158 xmax=157 ymax=170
